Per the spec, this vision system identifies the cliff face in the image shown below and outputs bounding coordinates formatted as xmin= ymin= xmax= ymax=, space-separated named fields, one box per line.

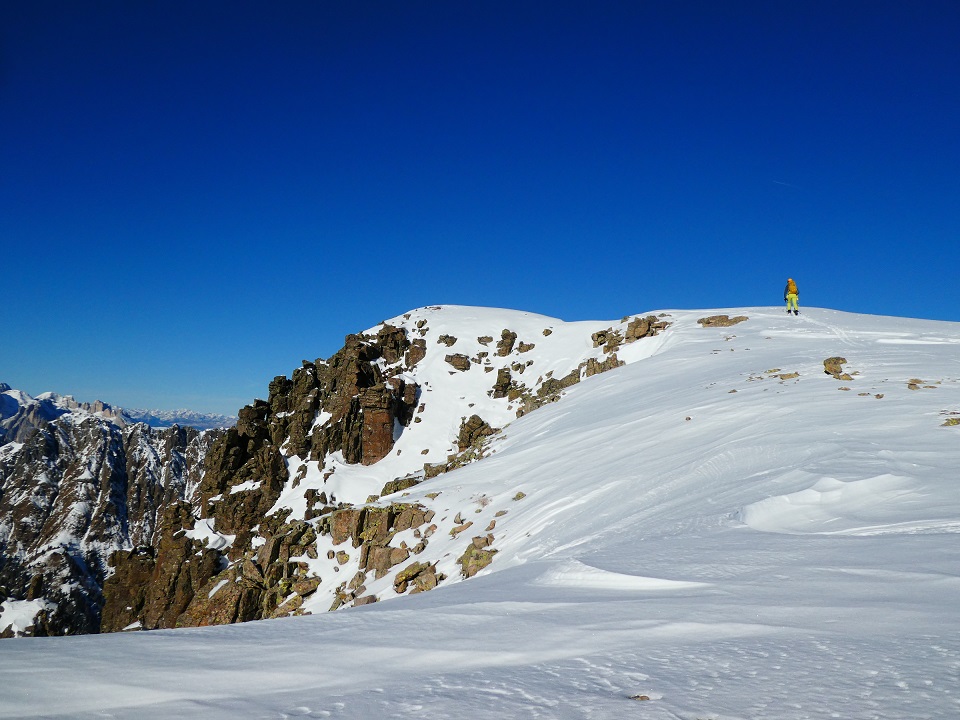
xmin=101 ymin=325 xmax=424 ymax=631
xmin=0 ymin=415 xmax=217 ymax=636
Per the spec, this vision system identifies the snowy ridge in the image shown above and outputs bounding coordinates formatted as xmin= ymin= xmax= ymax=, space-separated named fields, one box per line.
xmin=2 ymin=305 xmax=960 ymax=719
xmin=275 ymin=304 xmax=664 ymax=511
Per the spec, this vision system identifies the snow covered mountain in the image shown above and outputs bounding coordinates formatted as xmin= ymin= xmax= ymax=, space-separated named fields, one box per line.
xmin=2 ymin=305 xmax=959 ymax=719
xmin=0 ymin=384 xmax=128 ymax=445
xmin=0 ymin=384 xmax=235 ymax=444
xmin=121 ymin=408 xmax=237 ymax=430
xmin=0 ymin=386 xmax=221 ymax=635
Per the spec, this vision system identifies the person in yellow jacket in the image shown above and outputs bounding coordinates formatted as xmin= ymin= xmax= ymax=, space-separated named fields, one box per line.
xmin=784 ymin=278 xmax=799 ymax=315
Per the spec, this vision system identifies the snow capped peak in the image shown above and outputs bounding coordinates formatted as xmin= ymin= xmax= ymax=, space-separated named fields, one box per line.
xmin=121 ymin=408 xmax=237 ymax=430
xmin=1 ymin=385 xmax=130 ymax=445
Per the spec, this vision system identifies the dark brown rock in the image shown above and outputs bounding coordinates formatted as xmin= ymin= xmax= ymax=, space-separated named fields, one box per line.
xmin=458 ymin=415 xmax=498 ymax=451
xmin=380 ymin=476 xmax=422 ymax=497
xmin=101 ymin=501 xmax=226 ymax=632
xmin=492 ymin=367 xmax=512 ymax=398
xmin=359 ymin=385 xmax=399 ymax=465
xmin=496 ymin=330 xmax=517 ymax=356
xmin=329 ymin=508 xmax=366 ymax=547
xmin=376 ymin=324 xmax=410 ymax=364
xmin=445 ymin=354 xmax=472 ymax=371
xmin=393 ymin=561 xmax=442 ymax=594
xmin=405 ymin=339 xmax=427 ymax=367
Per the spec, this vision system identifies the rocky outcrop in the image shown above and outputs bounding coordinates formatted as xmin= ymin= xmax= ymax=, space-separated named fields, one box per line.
xmin=422 ymin=415 xmax=502 ymax=480
xmin=458 ymin=415 xmax=498 ymax=451
xmin=591 ymin=316 xmax=669 ymax=354
xmin=393 ymin=560 xmax=442 ymax=594
xmin=458 ymin=534 xmax=497 ymax=578
xmin=101 ymin=326 xmax=425 ymax=632
xmin=697 ymin=315 xmax=749 ymax=327
xmin=264 ymin=326 xmax=418 ymax=466
xmin=496 ymin=330 xmax=517 ymax=356
xmin=492 ymin=367 xmax=512 ymax=399
xmin=445 ymin=354 xmax=472 ymax=371
xmin=5 ymin=307 xmax=681 ymax=637
xmin=823 ymin=357 xmax=853 ymax=380
xmin=322 ymin=503 xmax=439 ymax=608
xmin=585 ymin=354 xmax=624 ymax=377
xmin=180 ymin=519 xmax=321 ymax=625
xmin=100 ymin=502 xmax=226 ymax=632
xmin=405 ymin=339 xmax=427 ymax=367
xmin=380 ymin=476 xmax=422 ymax=497
xmin=591 ymin=328 xmax=623 ymax=351
xmin=625 ymin=315 xmax=671 ymax=341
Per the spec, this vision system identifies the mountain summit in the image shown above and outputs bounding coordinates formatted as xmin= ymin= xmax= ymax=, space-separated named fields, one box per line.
xmin=1 ymin=305 xmax=959 ymax=719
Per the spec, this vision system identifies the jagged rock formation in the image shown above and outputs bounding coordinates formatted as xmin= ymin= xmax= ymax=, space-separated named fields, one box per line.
xmin=3 ymin=306 xmax=676 ymax=637
xmin=102 ymin=324 xmax=425 ymax=631
xmin=496 ymin=330 xmax=517 ymax=356
xmin=458 ymin=415 xmax=498 ymax=451
xmin=100 ymin=501 xmax=226 ymax=632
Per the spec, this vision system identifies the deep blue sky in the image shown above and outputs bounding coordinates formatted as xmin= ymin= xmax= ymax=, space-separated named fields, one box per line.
xmin=3 ymin=1 xmax=958 ymax=415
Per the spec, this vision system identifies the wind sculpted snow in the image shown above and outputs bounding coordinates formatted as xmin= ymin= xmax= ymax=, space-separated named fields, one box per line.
xmin=1 ymin=306 xmax=959 ymax=719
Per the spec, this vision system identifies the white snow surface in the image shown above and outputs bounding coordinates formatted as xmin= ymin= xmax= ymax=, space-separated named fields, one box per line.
xmin=0 ymin=599 xmax=56 ymax=636
xmin=3 ymin=305 xmax=960 ymax=719
xmin=182 ymin=518 xmax=236 ymax=552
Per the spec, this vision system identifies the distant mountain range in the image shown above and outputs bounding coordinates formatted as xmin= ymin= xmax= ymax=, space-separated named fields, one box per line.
xmin=120 ymin=408 xmax=238 ymax=431
xmin=0 ymin=382 xmax=235 ymax=446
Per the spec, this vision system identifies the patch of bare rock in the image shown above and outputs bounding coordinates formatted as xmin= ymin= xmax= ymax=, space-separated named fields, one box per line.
xmin=697 ymin=314 xmax=749 ymax=327
xmin=823 ymin=357 xmax=853 ymax=381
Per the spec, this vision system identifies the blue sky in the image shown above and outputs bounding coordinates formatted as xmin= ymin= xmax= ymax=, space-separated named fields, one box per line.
xmin=2 ymin=1 xmax=958 ymax=415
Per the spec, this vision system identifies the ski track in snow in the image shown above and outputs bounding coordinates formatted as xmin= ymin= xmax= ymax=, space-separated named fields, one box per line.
xmin=2 ymin=305 xmax=960 ymax=719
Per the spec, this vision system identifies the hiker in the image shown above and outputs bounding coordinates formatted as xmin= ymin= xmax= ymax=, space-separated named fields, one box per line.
xmin=784 ymin=278 xmax=799 ymax=315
